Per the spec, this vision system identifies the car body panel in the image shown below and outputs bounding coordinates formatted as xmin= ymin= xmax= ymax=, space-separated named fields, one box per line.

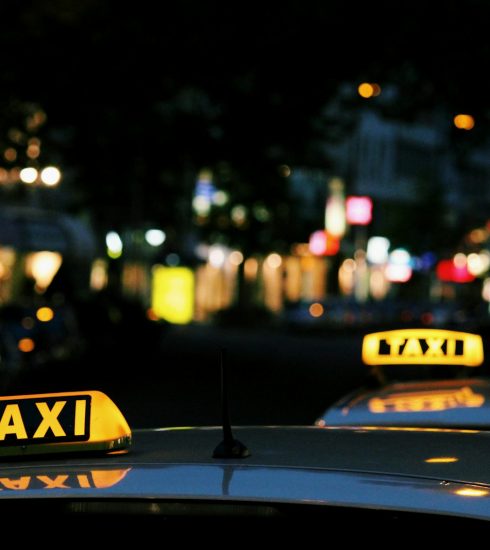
xmin=0 ymin=426 xmax=490 ymax=520
xmin=319 ymin=378 xmax=490 ymax=429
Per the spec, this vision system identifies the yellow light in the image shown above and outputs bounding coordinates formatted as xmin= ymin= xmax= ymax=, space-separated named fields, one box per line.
xmin=455 ymin=488 xmax=488 ymax=497
xmin=358 ymin=83 xmax=374 ymax=98
xmin=36 ymin=307 xmax=54 ymax=322
xmin=229 ymin=250 xmax=244 ymax=266
xmin=454 ymin=114 xmax=475 ymax=130
xmin=0 ymin=467 xmax=132 ymax=491
xmin=425 ymin=457 xmax=459 ymax=464
xmin=18 ymin=338 xmax=35 ymax=353
xmin=90 ymin=259 xmax=108 ymax=290
xmin=4 ymin=148 xmax=17 ymax=162
xmin=26 ymin=145 xmax=40 ymax=159
xmin=342 ymin=259 xmax=356 ymax=272
xmin=369 ymin=387 xmax=484 ymax=414
xmin=151 ymin=266 xmax=194 ymax=324
xmin=266 ymin=253 xmax=282 ymax=269
xmin=362 ymin=329 xmax=484 ymax=367
xmin=0 ymin=391 xmax=131 ymax=457
xmin=309 ymin=303 xmax=324 ymax=318
xmin=360 ymin=426 xmax=478 ymax=434
xmin=244 ymin=258 xmax=258 ymax=280
xmin=25 ymin=251 xmax=62 ymax=291
xmin=90 ymin=468 xmax=131 ymax=488
xmin=468 ymin=228 xmax=487 ymax=243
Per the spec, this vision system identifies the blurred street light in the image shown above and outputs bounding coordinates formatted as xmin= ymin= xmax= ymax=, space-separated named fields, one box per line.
xmin=40 ymin=166 xmax=61 ymax=186
xmin=358 ymin=82 xmax=381 ymax=98
xmin=453 ymin=114 xmax=475 ymax=130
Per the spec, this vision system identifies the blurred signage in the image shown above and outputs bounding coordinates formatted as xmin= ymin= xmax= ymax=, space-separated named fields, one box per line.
xmin=152 ymin=266 xmax=194 ymax=324
xmin=436 ymin=259 xmax=475 ymax=283
xmin=362 ymin=329 xmax=484 ymax=367
xmin=346 ymin=196 xmax=372 ymax=225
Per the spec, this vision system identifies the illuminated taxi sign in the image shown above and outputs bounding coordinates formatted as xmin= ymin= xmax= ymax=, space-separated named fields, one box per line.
xmin=362 ymin=329 xmax=484 ymax=367
xmin=0 ymin=391 xmax=131 ymax=457
xmin=368 ymin=386 xmax=485 ymax=414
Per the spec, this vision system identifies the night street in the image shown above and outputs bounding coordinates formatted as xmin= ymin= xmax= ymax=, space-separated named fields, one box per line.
xmin=7 ymin=323 xmax=367 ymax=429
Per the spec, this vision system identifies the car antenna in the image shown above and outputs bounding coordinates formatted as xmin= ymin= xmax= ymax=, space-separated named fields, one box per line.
xmin=212 ymin=347 xmax=250 ymax=459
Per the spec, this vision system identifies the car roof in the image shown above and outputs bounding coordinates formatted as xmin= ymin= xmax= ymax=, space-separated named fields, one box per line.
xmin=1 ymin=426 xmax=490 ymax=521
xmin=320 ymin=377 xmax=490 ymax=429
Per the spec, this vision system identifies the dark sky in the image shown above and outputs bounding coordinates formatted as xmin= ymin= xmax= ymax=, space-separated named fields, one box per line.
xmin=1 ymin=0 xmax=490 ymax=233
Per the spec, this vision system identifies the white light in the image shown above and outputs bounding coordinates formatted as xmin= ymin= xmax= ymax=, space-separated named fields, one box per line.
xmin=192 ymin=195 xmax=211 ymax=215
xmin=212 ymin=190 xmax=229 ymax=206
xmin=209 ymin=245 xmax=226 ymax=268
xmin=145 ymin=229 xmax=166 ymax=246
xmin=106 ymin=231 xmax=123 ymax=256
xmin=266 ymin=253 xmax=282 ymax=269
xmin=468 ymin=251 xmax=490 ymax=276
xmin=453 ymin=253 xmax=467 ymax=268
xmin=231 ymin=205 xmax=247 ymax=224
xmin=390 ymin=248 xmax=411 ymax=266
xmin=40 ymin=166 xmax=61 ymax=186
xmin=366 ymin=236 xmax=390 ymax=264
xmin=385 ymin=263 xmax=412 ymax=283
xmin=325 ymin=196 xmax=346 ymax=238
xmin=19 ymin=167 xmax=38 ymax=184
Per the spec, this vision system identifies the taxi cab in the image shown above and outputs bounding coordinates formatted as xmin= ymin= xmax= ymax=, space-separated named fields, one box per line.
xmin=316 ymin=328 xmax=490 ymax=429
xmin=0 ymin=385 xmax=490 ymax=531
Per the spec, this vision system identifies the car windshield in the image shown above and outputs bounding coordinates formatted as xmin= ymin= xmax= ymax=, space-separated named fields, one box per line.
xmin=0 ymin=2 xmax=489 ymax=433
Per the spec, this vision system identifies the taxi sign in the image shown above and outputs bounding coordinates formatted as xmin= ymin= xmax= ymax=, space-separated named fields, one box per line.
xmin=362 ymin=329 xmax=484 ymax=367
xmin=0 ymin=391 xmax=131 ymax=457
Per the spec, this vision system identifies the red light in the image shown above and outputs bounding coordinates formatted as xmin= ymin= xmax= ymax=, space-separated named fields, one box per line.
xmin=346 ymin=196 xmax=372 ymax=225
xmin=309 ymin=230 xmax=340 ymax=256
xmin=436 ymin=260 xmax=475 ymax=283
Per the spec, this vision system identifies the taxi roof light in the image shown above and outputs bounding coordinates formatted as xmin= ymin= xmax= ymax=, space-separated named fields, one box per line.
xmin=362 ymin=328 xmax=484 ymax=367
xmin=0 ymin=391 xmax=131 ymax=458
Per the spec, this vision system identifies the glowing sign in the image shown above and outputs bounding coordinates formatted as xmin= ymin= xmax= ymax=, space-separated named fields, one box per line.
xmin=436 ymin=259 xmax=475 ymax=283
xmin=0 ymin=391 xmax=131 ymax=457
xmin=362 ymin=329 xmax=484 ymax=367
xmin=346 ymin=196 xmax=372 ymax=225
xmin=152 ymin=266 xmax=194 ymax=324
xmin=369 ymin=386 xmax=484 ymax=414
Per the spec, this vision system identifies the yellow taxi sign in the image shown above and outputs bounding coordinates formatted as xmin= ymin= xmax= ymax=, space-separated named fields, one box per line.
xmin=362 ymin=329 xmax=484 ymax=367
xmin=0 ymin=391 xmax=131 ymax=457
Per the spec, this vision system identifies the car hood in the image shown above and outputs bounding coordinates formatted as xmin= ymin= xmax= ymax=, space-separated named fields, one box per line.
xmin=0 ymin=426 xmax=489 ymax=520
